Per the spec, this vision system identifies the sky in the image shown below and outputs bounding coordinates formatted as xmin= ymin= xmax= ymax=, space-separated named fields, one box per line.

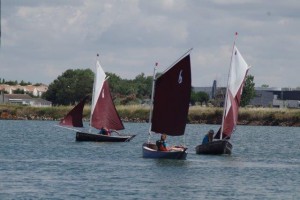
xmin=0 ymin=0 xmax=300 ymax=88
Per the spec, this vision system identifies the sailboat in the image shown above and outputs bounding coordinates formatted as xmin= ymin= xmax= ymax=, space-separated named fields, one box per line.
xmin=196 ymin=41 xmax=250 ymax=155
xmin=142 ymin=50 xmax=192 ymax=159
xmin=59 ymin=55 xmax=136 ymax=142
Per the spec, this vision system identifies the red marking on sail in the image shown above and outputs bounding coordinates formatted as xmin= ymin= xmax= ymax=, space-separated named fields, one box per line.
xmin=215 ymin=72 xmax=249 ymax=139
xmin=91 ymin=80 xmax=124 ymax=130
xmin=151 ymin=55 xmax=191 ymax=136
xmin=214 ymin=45 xmax=249 ymax=140
xmin=59 ymin=96 xmax=88 ymax=127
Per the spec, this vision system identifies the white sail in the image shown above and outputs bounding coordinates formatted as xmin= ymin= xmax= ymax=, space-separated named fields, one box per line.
xmin=91 ymin=60 xmax=106 ymax=117
xmin=225 ymin=45 xmax=250 ymax=117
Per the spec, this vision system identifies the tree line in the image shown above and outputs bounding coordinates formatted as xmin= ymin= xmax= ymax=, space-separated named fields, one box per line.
xmin=42 ymin=68 xmax=255 ymax=106
xmin=42 ymin=69 xmax=210 ymax=106
xmin=0 ymin=78 xmax=43 ymax=86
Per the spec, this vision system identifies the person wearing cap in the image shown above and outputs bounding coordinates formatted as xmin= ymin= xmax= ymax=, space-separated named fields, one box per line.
xmin=202 ymin=129 xmax=214 ymax=145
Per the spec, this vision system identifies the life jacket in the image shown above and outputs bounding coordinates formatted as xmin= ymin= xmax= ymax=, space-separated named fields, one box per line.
xmin=156 ymin=140 xmax=168 ymax=151
xmin=100 ymin=128 xmax=109 ymax=135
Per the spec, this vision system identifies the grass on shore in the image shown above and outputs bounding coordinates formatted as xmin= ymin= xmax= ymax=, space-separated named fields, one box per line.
xmin=1 ymin=104 xmax=300 ymax=126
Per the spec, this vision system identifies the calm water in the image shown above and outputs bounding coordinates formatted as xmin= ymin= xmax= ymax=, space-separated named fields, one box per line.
xmin=0 ymin=120 xmax=299 ymax=200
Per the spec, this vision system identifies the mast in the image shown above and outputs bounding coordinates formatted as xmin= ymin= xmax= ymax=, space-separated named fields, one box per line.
xmin=0 ymin=0 xmax=1 ymax=47
xmin=220 ymin=32 xmax=238 ymax=140
xmin=148 ymin=62 xmax=157 ymax=142
xmin=89 ymin=54 xmax=99 ymax=132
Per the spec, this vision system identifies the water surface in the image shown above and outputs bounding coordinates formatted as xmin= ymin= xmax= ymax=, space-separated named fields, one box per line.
xmin=0 ymin=121 xmax=299 ymax=199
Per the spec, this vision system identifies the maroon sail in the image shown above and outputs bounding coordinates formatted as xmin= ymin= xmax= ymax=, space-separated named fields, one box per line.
xmin=91 ymin=80 xmax=124 ymax=130
xmin=151 ymin=54 xmax=191 ymax=136
xmin=59 ymin=96 xmax=88 ymax=127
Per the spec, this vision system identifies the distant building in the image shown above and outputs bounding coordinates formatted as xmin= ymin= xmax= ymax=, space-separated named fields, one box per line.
xmin=194 ymin=81 xmax=300 ymax=108
xmin=193 ymin=80 xmax=226 ymax=107
xmin=193 ymin=86 xmax=213 ymax=98
xmin=250 ymin=87 xmax=300 ymax=108
xmin=0 ymin=93 xmax=52 ymax=107
xmin=211 ymin=80 xmax=217 ymax=99
xmin=0 ymin=84 xmax=48 ymax=97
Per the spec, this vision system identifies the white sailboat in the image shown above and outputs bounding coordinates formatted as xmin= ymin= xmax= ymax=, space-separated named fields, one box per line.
xmin=196 ymin=38 xmax=251 ymax=154
xmin=59 ymin=54 xmax=135 ymax=142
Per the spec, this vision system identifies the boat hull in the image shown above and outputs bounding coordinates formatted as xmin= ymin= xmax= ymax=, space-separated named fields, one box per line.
xmin=195 ymin=140 xmax=232 ymax=155
xmin=76 ymin=132 xmax=135 ymax=142
xmin=142 ymin=143 xmax=187 ymax=160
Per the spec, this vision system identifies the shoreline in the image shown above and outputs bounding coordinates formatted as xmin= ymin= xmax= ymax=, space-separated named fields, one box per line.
xmin=1 ymin=104 xmax=300 ymax=127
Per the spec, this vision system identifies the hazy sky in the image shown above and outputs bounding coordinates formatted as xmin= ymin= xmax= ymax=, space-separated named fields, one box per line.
xmin=1 ymin=0 xmax=299 ymax=88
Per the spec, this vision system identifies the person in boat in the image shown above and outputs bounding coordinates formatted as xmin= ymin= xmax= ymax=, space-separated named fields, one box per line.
xmin=99 ymin=127 xmax=111 ymax=136
xmin=202 ymin=129 xmax=214 ymax=145
xmin=156 ymin=134 xmax=169 ymax=151
xmin=156 ymin=134 xmax=184 ymax=151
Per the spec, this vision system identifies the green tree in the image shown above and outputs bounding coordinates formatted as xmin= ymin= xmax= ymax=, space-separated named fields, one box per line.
xmin=5 ymin=80 xmax=18 ymax=85
xmin=190 ymin=89 xmax=209 ymax=105
xmin=43 ymin=69 xmax=94 ymax=105
xmin=106 ymin=72 xmax=152 ymax=103
xmin=241 ymin=75 xmax=256 ymax=107
xmin=20 ymin=80 xmax=32 ymax=86
xmin=106 ymin=72 xmax=124 ymax=97
xmin=13 ymin=88 xmax=25 ymax=94
xmin=133 ymin=73 xmax=152 ymax=99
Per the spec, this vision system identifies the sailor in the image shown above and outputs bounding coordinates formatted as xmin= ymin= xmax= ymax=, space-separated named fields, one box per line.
xmin=156 ymin=134 xmax=169 ymax=151
xmin=202 ymin=129 xmax=214 ymax=144
xmin=99 ymin=127 xmax=111 ymax=136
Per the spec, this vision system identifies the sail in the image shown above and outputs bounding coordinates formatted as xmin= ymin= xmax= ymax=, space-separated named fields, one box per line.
xmin=215 ymin=46 xmax=250 ymax=139
xmin=90 ymin=60 xmax=106 ymax=118
xmin=91 ymin=80 xmax=125 ymax=130
xmin=59 ymin=96 xmax=88 ymax=127
xmin=151 ymin=54 xmax=191 ymax=136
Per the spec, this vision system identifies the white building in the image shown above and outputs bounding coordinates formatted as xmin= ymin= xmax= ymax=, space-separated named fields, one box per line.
xmin=0 ymin=94 xmax=52 ymax=107
xmin=0 ymin=84 xmax=48 ymax=97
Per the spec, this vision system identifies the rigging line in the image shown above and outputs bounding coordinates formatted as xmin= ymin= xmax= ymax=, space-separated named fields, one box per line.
xmin=89 ymin=53 xmax=101 ymax=132
xmin=148 ymin=62 xmax=157 ymax=142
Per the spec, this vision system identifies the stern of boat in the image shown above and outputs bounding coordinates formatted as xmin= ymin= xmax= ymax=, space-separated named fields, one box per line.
xmin=195 ymin=140 xmax=232 ymax=155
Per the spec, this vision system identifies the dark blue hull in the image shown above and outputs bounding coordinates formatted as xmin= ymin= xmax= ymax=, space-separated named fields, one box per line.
xmin=142 ymin=143 xmax=187 ymax=160
xmin=195 ymin=140 xmax=232 ymax=155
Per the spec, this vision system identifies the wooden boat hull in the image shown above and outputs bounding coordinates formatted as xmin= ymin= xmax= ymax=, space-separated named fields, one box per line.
xmin=195 ymin=140 xmax=232 ymax=155
xmin=142 ymin=143 xmax=187 ymax=160
xmin=76 ymin=132 xmax=136 ymax=142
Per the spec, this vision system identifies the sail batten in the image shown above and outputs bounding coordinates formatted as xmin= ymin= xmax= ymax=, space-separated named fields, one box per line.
xmin=151 ymin=54 xmax=191 ymax=136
